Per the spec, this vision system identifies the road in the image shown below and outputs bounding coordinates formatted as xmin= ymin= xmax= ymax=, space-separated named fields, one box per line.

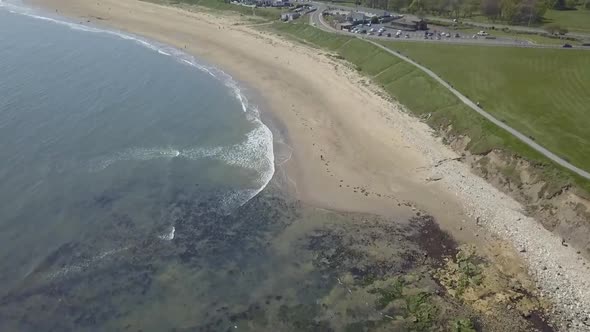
xmin=309 ymin=5 xmax=590 ymax=180
xmin=310 ymin=3 xmax=589 ymax=49
xmin=312 ymin=1 xmax=590 ymax=40
xmin=423 ymin=15 xmax=590 ymax=40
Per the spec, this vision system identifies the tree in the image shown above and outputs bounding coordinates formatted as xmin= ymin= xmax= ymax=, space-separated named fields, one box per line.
xmin=448 ymin=0 xmax=462 ymax=17
xmin=461 ymin=0 xmax=480 ymax=17
xmin=551 ymin=0 xmax=567 ymax=9
xmin=516 ymin=0 xmax=547 ymax=25
xmin=481 ymin=0 xmax=501 ymax=20
xmin=501 ymin=0 xmax=519 ymax=21
xmin=388 ymin=0 xmax=410 ymax=10
xmin=408 ymin=0 xmax=427 ymax=13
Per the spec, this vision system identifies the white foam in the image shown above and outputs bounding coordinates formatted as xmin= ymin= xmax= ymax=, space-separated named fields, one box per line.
xmin=89 ymin=147 xmax=182 ymax=171
xmin=158 ymin=226 xmax=176 ymax=241
xmin=88 ymin=119 xmax=275 ymax=209
xmin=3 ymin=0 xmax=275 ymax=209
xmin=45 ymin=246 xmax=129 ymax=280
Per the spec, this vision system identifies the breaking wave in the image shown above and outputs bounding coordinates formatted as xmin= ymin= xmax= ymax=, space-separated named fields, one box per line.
xmin=1 ymin=1 xmax=275 ymax=210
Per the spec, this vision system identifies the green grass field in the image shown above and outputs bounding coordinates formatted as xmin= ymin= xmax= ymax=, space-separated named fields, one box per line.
xmin=381 ymin=42 xmax=590 ymax=171
xmin=270 ymin=22 xmax=590 ymax=192
xmin=544 ymin=7 xmax=590 ymax=33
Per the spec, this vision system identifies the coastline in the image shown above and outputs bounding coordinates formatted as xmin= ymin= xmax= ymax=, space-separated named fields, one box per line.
xmin=15 ymin=0 xmax=590 ymax=329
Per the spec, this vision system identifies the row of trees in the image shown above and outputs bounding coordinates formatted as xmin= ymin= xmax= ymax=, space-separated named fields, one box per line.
xmin=351 ymin=0 xmax=588 ymax=23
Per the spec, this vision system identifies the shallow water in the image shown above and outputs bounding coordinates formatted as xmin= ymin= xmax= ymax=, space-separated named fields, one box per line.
xmin=0 ymin=5 xmax=272 ymax=295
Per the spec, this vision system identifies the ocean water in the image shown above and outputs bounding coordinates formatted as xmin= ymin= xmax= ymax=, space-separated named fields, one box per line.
xmin=0 ymin=2 xmax=274 ymax=298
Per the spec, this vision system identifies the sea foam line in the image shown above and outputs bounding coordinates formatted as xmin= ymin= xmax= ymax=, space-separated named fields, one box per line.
xmin=2 ymin=1 xmax=275 ymax=208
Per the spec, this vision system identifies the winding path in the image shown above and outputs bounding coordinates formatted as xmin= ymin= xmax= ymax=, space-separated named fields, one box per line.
xmin=311 ymin=7 xmax=590 ymax=180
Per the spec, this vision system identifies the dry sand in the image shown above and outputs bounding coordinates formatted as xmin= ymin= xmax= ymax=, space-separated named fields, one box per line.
xmin=22 ymin=0 xmax=590 ymax=329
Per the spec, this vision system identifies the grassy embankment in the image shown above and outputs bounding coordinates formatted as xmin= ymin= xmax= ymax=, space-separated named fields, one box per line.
xmin=270 ymin=21 xmax=590 ymax=194
xmin=158 ymin=0 xmax=286 ymax=21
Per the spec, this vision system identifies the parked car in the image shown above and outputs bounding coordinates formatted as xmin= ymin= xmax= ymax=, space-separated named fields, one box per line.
xmin=455 ymin=33 xmax=460 ymax=38
xmin=562 ymin=43 xmax=573 ymax=48
xmin=477 ymin=31 xmax=489 ymax=36
xmin=405 ymin=34 xmax=410 ymax=38
xmin=387 ymin=32 xmax=391 ymax=37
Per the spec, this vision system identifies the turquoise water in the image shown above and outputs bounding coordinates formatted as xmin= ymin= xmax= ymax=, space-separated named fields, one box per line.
xmin=0 ymin=3 xmax=273 ymax=297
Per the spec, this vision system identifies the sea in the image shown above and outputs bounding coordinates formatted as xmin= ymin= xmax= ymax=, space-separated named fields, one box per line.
xmin=0 ymin=2 xmax=503 ymax=331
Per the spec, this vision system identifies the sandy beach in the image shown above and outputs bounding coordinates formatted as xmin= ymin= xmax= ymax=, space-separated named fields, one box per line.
xmin=21 ymin=0 xmax=590 ymax=329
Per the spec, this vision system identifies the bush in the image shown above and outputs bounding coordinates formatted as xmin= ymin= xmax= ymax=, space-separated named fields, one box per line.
xmin=544 ymin=23 xmax=569 ymax=35
xmin=452 ymin=318 xmax=477 ymax=332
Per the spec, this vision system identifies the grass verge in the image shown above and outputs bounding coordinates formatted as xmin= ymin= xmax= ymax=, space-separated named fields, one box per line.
xmin=154 ymin=0 xmax=286 ymax=21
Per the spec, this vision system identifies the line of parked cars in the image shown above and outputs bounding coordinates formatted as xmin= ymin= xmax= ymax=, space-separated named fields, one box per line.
xmin=423 ymin=31 xmax=460 ymax=40
xmin=350 ymin=26 xmax=398 ymax=38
